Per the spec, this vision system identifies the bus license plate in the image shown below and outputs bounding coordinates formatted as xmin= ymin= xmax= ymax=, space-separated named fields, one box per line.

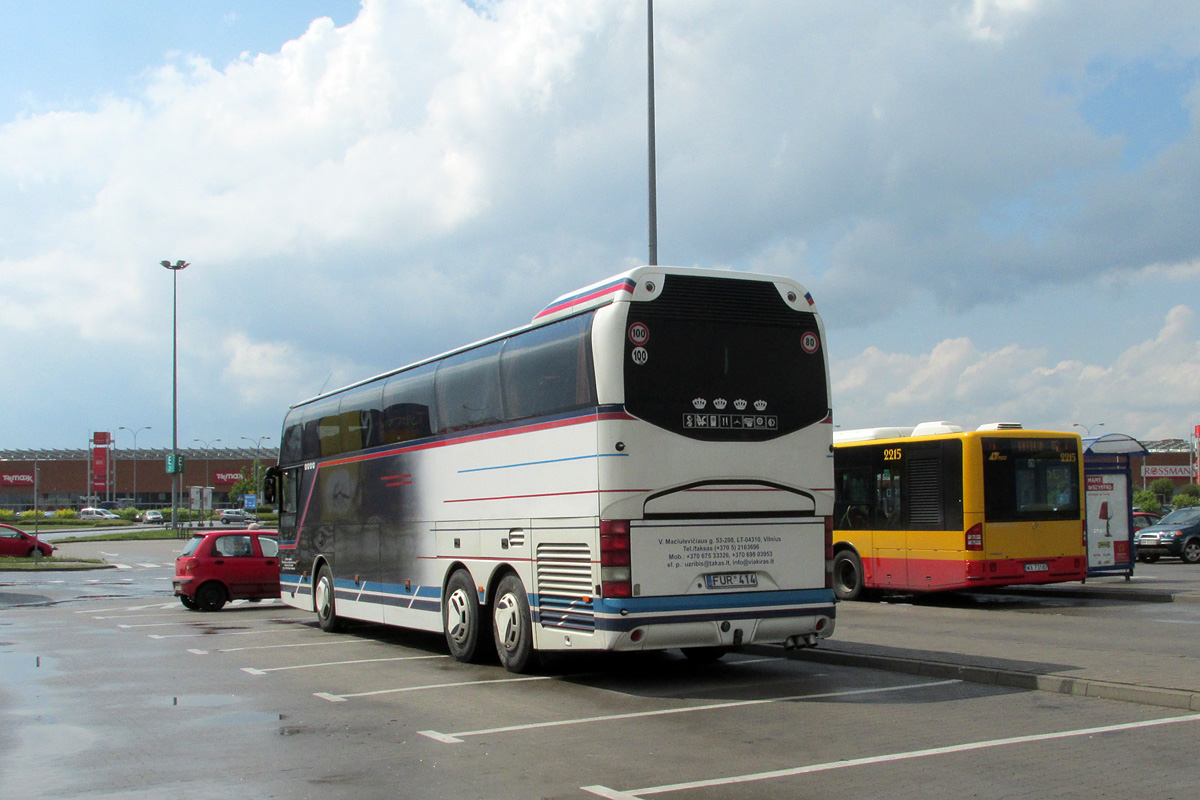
xmin=705 ymin=572 xmax=758 ymax=589
xmin=1024 ymin=563 xmax=1049 ymax=572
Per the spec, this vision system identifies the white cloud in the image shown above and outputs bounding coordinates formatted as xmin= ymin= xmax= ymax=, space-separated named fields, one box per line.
xmin=1 ymin=0 xmax=1199 ymax=447
xmin=832 ymin=304 xmax=1200 ymax=439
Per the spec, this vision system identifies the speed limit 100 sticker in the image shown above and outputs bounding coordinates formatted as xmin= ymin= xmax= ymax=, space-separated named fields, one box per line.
xmin=801 ymin=331 xmax=820 ymax=354
xmin=628 ymin=322 xmax=650 ymax=346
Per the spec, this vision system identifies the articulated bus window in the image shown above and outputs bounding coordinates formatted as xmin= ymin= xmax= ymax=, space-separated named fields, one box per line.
xmin=982 ymin=437 xmax=1080 ymax=522
xmin=381 ymin=363 xmax=436 ymax=444
xmin=435 ymin=341 xmax=503 ymax=433
xmin=500 ymin=312 xmax=596 ymax=422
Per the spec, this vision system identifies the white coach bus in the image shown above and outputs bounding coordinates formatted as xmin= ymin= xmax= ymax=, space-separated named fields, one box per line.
xmin=265 ymin=266 xmax=836 ymax=672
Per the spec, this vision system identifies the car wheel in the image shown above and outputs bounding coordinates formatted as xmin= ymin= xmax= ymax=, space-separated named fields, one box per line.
xmin=314 ymin=565 xmax=342 ymax=632
xmin=179 ymin=595 xmax=200 ymax=611
xmin=196 ymin=582 xmax=226 ymax=612
xmin=832 ymin=550 xmax=865 ymax=601
xmin=492 ymin=573 xmax=537 ymax=673
xmin=443 ymin=570 xmax=486 ymax=663
xmin=1182 ymin=539 xmax=1200 ymax=565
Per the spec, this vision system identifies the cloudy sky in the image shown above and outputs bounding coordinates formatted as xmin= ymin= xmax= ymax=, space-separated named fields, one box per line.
xmin=2 ymin=0 xmax=1198 ymax=452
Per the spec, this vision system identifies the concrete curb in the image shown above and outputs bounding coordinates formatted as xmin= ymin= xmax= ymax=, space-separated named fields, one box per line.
xmin=748 ymin=644 xmax=1200 ymax=712
xmin=989 ymin=586 xmax=1200 ymax=605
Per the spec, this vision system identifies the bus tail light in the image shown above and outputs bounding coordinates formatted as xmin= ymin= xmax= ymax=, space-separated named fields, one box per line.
xmin=600 ymin=520 xmax=632 ymax=598
xmin=1082 ymin=520 xmax=1088 ymax=548
xmin=965 ymin=524 xmax=983 ymax=551
xmin=824 ymin=516 xmax=834 ymax=590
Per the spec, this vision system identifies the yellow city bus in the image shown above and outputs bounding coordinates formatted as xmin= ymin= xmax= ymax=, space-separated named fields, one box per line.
xmin=831 ymin=422 xmax=1086 ymax=599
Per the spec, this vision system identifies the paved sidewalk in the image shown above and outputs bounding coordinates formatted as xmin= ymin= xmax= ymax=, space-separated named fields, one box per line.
xmin=756 ymin=569 xmax=1200 ymax=712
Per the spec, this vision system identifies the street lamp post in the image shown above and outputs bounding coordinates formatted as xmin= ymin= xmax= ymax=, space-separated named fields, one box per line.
xmin=194 ymin=438 xmax=221 ymax=525
xmin=118 ymin=425 xmax=151 ymax=509
xmin=1073 ymin=422 xmax=1105 ymax=437
xmin=241 ymin=436 xmax=272 ymax=505
xmin=161 ymin=259 xmax=189 ymax=529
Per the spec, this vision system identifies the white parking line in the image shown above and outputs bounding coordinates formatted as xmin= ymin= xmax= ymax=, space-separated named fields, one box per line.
xmin=149 ymin=628 xmax=296 ymax=640
xmin=316 ymin=675 xmax=551 ymax=703
xmin=188 ymin=640 xmax=361 ymax=656
xmin=582 ymin=712 xmax=1200 ymax=798
xmin=78 ymin=603 xmax=176 ymax=614
xmin=419 ymin=679 xmax=960 ymax=744
xmin=242 ymin=654 xmax=447 ymax=675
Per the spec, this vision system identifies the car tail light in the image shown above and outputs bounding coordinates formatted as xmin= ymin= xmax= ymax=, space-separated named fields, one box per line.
xmin=965 ymin=524 xmax=983 ymax=551
xmin=180 ymin=557 xmax=199 ymax=574
xmin=600 ymin=520 xmax=631 ymax=598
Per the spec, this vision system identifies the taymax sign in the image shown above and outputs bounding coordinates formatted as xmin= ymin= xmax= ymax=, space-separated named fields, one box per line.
xmin=1 ymin=472 xmax=35 ymax=486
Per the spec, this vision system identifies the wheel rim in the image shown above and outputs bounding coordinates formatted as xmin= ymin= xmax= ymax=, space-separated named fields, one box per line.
xmin=316 ymin=576 xmax=333 ymax=621
xmin=835 ymin=559 xmax=858 ymax=593
xmin=1185 ymin=542 xmax=1200 ymax=562
xmin=494 ymin=592 xmax=521 ymax=653
xmin=446 ymin=588 xmax=472 ymax=646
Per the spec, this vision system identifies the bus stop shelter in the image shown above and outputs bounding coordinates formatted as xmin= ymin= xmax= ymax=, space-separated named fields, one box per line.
xmin=1082 ymin=433 xmax=1148 ymax=579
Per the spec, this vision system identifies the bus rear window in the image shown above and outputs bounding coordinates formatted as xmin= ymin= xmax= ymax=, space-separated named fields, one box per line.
xmin=622 ymin=274 xmax=828 ymax=441
xmin=981 ymin=437 xmax=1080 ymax=522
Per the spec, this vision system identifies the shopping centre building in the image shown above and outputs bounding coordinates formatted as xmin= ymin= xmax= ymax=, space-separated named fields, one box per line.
xmin=0 ymin=445 xmax=279 ymax=512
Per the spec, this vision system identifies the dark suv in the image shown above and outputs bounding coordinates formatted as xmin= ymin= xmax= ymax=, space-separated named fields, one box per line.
xmin=1135 ymin=507 xmax=1200 ymax=564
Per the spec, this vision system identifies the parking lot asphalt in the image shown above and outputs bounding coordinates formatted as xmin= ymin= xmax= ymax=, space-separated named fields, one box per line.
xmin=9 ymin=541 xmax=1200 ymax=714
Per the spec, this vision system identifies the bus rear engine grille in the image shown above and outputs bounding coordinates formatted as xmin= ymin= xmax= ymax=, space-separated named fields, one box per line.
xmin=536 ymin=542 xmax=596 ymax=632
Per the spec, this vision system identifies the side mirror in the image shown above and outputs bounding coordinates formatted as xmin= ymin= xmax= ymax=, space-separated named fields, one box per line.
xmin=262 ymin=466 xmax=279 ymax=506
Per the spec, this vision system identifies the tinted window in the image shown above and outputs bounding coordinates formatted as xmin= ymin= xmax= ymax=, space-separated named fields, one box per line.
xmin=435 ymin=341 xmax=503 ymax=433
xmin=501 ymin=313 xmax=596 ymax=421
xmin=834 ymin=440 xmax=963 ymax=531
xmin=982 ymin=437 xmax=1081 ymax=522
xmin=337 ymin=383 xmax=384 ymax=453
xmin=298 ymin=395 xmax=340 ymax=462
xmin=623 ymin=274 xmax=828 ymax=441
xmin=381 ymin=364 xmax=436 ymax=444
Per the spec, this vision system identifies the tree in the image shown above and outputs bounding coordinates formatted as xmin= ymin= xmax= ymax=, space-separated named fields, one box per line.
xmin=1172 ymin=485 xmax=1199 ymax=509
xmin=1133 ymin=490 xmax=1161 ymax=514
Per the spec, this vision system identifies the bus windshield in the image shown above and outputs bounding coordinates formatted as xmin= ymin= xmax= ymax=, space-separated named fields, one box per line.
xmin=982 ymin=437 xmax=1081 ymax=522
xmin=622 ymin=273 xmax=828 ymax=441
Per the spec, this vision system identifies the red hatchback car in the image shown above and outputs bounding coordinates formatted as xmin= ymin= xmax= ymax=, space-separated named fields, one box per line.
xmin=173 ymin=530 xmax=280 ymax=611
xmin=0 ymin=523 xmax=55 ymax=558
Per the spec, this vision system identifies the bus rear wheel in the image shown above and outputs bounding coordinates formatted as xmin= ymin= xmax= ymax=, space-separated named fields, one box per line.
xmin=832 ymin=550 xmax=865 ymax=601
xmin=493 ymin=574 xmax=537 ymax=673
xmin=314 ymin=566 xmax=342 ymax=632
xmin=444 ymin=570 xmax=486 ymax=663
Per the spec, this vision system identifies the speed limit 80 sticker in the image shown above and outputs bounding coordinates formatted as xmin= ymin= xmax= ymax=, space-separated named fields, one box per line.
xmin=801 ymin=331 xmax=820 ymax=354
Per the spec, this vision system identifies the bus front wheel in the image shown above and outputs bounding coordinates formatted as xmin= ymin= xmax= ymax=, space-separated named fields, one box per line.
xmin=444 ymin=570 xmax=486 ymax=663
xmin=493 ymin=574 xmax=537 ymax=673
xmin=832 ymin=550 xmax=865 ymax=601
xmin=315 ymin=566 xmax=342 ymax=632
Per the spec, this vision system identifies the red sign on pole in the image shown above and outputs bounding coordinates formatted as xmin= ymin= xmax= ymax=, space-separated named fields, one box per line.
xmin=94 ymin=431 xmax=111 ymax=446
xmin=92 ymin=445 xmax=109 ymax=494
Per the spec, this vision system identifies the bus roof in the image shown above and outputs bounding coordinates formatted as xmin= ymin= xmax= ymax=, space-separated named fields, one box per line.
xmin=833 ymin=421 xmax=1035 ymax=443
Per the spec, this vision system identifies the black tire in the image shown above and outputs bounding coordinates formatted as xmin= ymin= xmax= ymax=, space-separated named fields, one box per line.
xmin=443 ymin=570 xmax=486 ymax=663
xmin=682 ymin=646 xmax=731 ymax=662
xmin=196 ymin=582 xmax=226 ymax=612
xmin=314 ymin=565 xmax=342 ymax=632
xmin=1182 ymin=539 xmax=1200 ymax=565
xmin=179 ymin=595 xmax=200 ymax=611
xmin=26 ymin=547 xmax=37 ymax=558
xmin=492 ymin=573 xmax=537 ymax=673
xmin=832 ymin=550 xmax=865 ymax=601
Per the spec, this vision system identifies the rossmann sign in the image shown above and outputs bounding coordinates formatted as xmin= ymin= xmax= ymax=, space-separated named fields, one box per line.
xmin=1 ymin=472 xmax=35 ymax=486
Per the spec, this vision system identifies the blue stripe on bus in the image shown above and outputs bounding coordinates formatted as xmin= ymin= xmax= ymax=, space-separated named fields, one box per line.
xmin=458 ymin=451 xmax=629 ymax=474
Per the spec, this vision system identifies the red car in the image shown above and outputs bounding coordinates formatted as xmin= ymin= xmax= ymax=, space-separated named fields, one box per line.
xmin=173 ymin=530 xmax=280 ymax=611
xmin=0 ymin=523 xmax=55 ymax=558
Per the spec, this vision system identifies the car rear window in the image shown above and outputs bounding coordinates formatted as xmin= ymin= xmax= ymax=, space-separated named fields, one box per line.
xmin=179 ymin=536 xmax=203 ymax=557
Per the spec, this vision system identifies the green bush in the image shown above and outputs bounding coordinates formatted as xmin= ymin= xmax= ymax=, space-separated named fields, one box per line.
xmin=1133 ymin=490 xmax=1162 ymax=515
xmin=55 ymin=509 xmax=79 ymax=519
xmin=1172 ymin=493 xmax=1199 ymax=509
xmin=1177 ymin=483 xmax=1200 ymax=499
xmin=0 ymin=509 xmax=15 ymax=522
